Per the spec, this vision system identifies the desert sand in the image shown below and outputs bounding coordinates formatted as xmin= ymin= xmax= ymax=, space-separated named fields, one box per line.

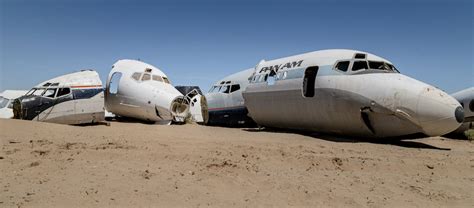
xmin=0 ymin=118 xmax=473 ymax=207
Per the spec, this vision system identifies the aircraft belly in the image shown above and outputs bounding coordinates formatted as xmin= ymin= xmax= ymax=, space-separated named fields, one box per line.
xmin=244 ymin=87 xmax=422 ymax=137
xmin=207 ymin=106 xmax=255 ymax=126
xmin=106 ymin=93 xmax=172 ymax=122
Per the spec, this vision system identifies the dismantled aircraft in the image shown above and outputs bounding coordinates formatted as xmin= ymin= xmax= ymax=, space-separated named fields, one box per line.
xmin=205 ymin=68 xmax=256 ymax=126
xmin=105 ymin=59 xmax=199 ymax=124
xmin=0 ymin=90 xmax=28 ymax=119
xmin=175 ymin=86 xmax=208 ymax=124
xmin=228 ymin=49 xmax=464 ymax=138
xmin=13 ymin=70 xmax=105 ymax=124
xmin=449 ymin=87 xmax=473 ymax=134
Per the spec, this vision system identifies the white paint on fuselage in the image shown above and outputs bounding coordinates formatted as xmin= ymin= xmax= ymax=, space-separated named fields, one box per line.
xmin=206 ymin=68 xmax=253 ymax=111
xmin=105 ymin=59 xmax=185 ymax=123
xmin=0 ymin=90 xmax=28 ymax=119
xmin=241 ymin=49 xmax=462 ymax=138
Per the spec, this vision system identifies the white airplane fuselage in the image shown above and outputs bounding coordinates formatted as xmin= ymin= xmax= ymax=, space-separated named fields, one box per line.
xmin=105 ymin=59 xmax=187 ymax=124
xmin=13 ymin=70 xmax=105 ymax=124
xmin=205 ymin=68 xmax=256 ymax=126
xmin=0 ymin=90 xmax=28 ymax=119
xmin=450 ymin=87 xmax=473 ymax=134
xmin=240 ymin=49 xmax=463 ymax=138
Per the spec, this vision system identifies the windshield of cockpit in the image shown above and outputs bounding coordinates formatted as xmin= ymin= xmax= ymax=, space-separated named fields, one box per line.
xmin=0 ymin=96 xmax=9 ymax=108
xmin=335 ymin=60 xmax=399 ymax=73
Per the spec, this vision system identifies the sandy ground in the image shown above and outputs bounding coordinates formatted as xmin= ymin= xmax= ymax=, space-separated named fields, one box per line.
xmin=0 ymin=119 xmax=473 ymax=207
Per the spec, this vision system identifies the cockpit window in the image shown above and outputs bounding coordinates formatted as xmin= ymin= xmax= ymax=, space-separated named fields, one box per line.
xmin=152 ymin=75 xmax=163 ymax=82
xmin=230 ymin=84 xmax=240 ymax=93
xmin=368 ymin=61 xmax=399 ymax=72
xmin=387 ymin=64 xmax=399 ymax=72
xmin=7 ymin=101 xmax=14 ymax=109
xmin=220 ymin=85 xmax=230 ymax=93
xmin=335 ymin=61 xmax=350 ymax=72
xmin=56 ymin=88 xmax=71 ymax=97
xmin=131 ymin=72 xmax=141 ymax=81
xmin=352 ymin=61 xmax=369 ymax=71
xmin=142 ymin=73 xmax=151 ymax=81
xmin=43 ymin=88 xmax=56 ymax=98
xmin=368 ymin=61 xmax=384 ymax=70
xmin=26 ymin=89 xmax=36 ymax=96
xmin=32 ymin=88 xmax=46 ymax=96
xmin=208 ymin=86 xmax=216 ymax=93
xmin=162 ymin=77 xmax=170 ymax=84
xmin=0 ymin=97 xmax=9 ymax=108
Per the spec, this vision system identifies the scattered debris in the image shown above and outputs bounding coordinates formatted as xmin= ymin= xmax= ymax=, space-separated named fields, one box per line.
xmin=332 ymin=157 xmax=343 ymax=166
xmin=29 ymin=161 xmax=40 ymax=167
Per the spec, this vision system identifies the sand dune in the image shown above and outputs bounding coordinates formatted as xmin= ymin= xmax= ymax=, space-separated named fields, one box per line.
xmin=0 ymin=119 xmax=473 ymax=207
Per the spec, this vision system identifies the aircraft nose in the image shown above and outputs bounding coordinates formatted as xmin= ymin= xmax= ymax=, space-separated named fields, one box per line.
xmin=416 ymin=87 xmax=463 ymax=136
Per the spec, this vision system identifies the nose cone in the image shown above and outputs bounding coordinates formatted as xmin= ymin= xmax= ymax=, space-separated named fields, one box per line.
xmin=416 ymin=87 xmax=463 ymax=136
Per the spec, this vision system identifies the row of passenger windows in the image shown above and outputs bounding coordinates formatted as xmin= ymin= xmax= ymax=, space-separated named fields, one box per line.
xmin=208 ymin=84 xmax=241 ymax=94
xmin=26 ymin=87 xmax=71 ymax=98
xmin=131 ymin=72 xmax=171 ymax=84
xmin=250 ymin=70 xmax=300 ymax=84
xmin=335 ymin=60 xmax=398 ymax=72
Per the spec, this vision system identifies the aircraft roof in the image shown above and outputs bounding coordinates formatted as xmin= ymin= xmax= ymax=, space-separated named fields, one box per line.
xmin=214 ymin=68 xmax=254 ymax=85
xmin=257 ymin=49 xmax=392 ymax=69
xmin=35 ymin=70 xmax=102 ymax=88
xmin=112 ymin=59 xmax=167 ymax=77
xmin=451 ymin=87 xmax=474 ymax=101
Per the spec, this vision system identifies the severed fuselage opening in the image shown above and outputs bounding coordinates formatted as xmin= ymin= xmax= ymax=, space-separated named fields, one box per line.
xmin=170 ymin=96 xmax=189 ymax=123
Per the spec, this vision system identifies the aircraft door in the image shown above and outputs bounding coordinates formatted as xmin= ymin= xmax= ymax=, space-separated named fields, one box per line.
xmin=108 ymin=72 xmax=122 ymax=96
xmin=303 ymin=66 xmax=319 ymax=98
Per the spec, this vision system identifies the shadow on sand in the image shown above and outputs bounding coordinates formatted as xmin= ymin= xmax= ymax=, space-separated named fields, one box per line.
xmin=242 ymin=128 xmax=451 ymax=151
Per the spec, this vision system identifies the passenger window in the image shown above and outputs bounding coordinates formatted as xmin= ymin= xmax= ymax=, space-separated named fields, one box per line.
xmin=131 ymin=72 xmax=141 ymax=81
xmin=230 ymin=84 xmax=240 ymax=93
xmin=267 ymin=75 xmax=276 ymax=85
xmin=163 ymin=77 xmax=170 ymax=84
xmin=142 ymin=73 xmax=151 ymax=81
xmin=152 ymin=75 xmax=163 ymax=82
xmin=253 ymin=75 xmax=260 ymax=83
xmin=56 ymin=88 xmax=71 ymax=97
xmin=352 ymin=61 xmax=369 ymax=71
xmin=335 ymin=61 xmax=350 ymax=72
xmin=43 ymin=88 xmax=56 ymax=98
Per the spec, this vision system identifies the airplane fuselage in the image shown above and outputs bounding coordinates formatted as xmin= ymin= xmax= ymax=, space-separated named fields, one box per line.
xmin=242 ymin=49 xmax=463 ymax=138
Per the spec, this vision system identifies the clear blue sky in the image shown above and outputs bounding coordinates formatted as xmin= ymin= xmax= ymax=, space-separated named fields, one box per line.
xmin=1 ymin=0 xmax=472 ymax=93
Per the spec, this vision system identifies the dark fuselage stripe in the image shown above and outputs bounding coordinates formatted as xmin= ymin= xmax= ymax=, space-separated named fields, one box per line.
xmin=208 ymin=105 xmax=246 ymax=111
